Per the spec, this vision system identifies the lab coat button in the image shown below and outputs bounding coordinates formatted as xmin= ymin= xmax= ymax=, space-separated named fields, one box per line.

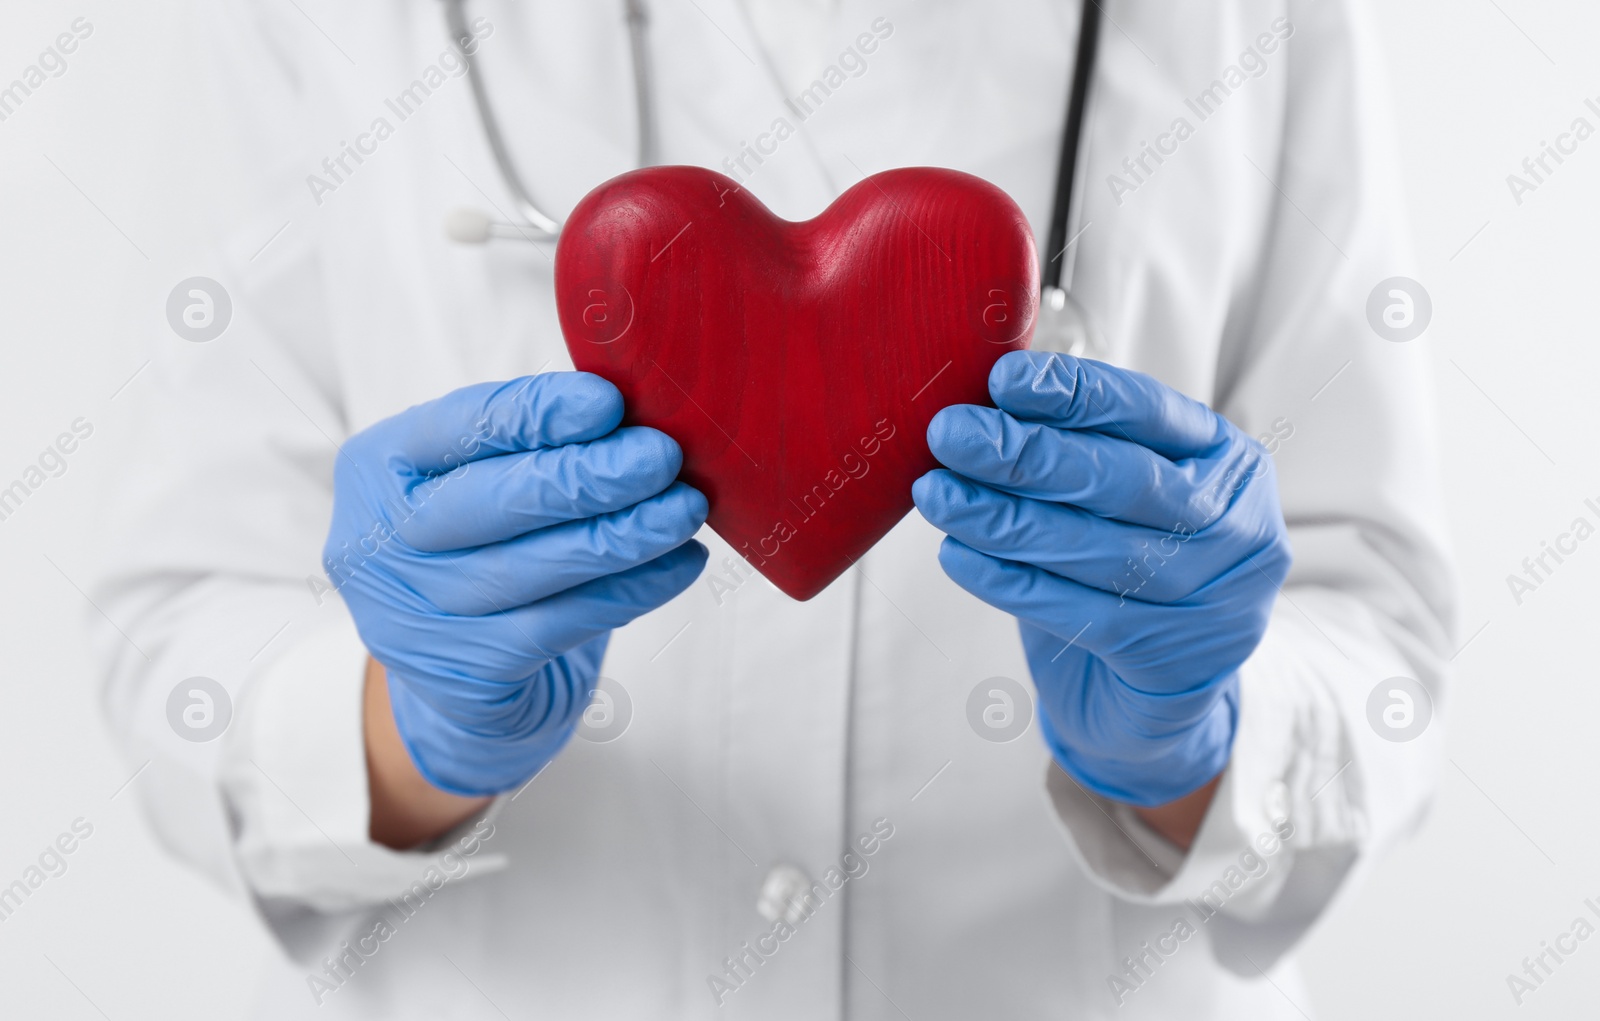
xmin=756 ymin=863 xmax=813 ymax=925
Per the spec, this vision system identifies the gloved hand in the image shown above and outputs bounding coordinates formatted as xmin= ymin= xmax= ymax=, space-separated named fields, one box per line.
xmin=325 ymin=372 xmax=708 ymax=796
xmin=913 ymin=351 xmax=1291 ymax=807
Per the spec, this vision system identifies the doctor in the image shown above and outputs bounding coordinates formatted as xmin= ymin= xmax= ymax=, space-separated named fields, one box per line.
xmin=90 ymin=0 xmax=1453 ymax=1018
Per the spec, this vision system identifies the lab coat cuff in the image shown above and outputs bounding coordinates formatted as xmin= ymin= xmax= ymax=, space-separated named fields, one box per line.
xmin=221 ymin=601 xmax=507 ymax=914
xmin=1044 ymin=649 xmax=1301 ymax=917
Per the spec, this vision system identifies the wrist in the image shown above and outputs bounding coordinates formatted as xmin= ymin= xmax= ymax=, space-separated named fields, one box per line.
xmin=1038 ymin=678 xmax=1238 ymax=809
xmin=1131 ymin=773 xmax=1223 ymax=851
xmin=381 ymin=636 xmax=606 ymax=796
xmin=364 ymin=657 xmax=491 ymax=849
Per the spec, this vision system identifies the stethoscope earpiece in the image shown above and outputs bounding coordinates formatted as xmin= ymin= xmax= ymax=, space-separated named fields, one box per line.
xmin=1034 ymin=285 xmax=1099 ymax=358
xmin=443 ymin=207 xmax=556 ymax=245
xmin=443 ymin=207 xmax=492 ymax=244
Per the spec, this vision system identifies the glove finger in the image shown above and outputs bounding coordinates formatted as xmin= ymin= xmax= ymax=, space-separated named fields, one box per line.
xmin=372 ymin=541 xmax=708 ymax=686
xmin=935 ymin=537 xmax=1268 ymax=694
xmin=438 ymin=544 xmax=713 ymax=678
xmin=396 ymin=427 xmax=683 ymax=551
xmin=929 ymin=404 xmax=1253 ymax=529
xmin=986 ymin=350 xmax=1226 ymax=459
xmin=518 ymin=538 xmax=709 ymax=648
xmin=413 ymin=482 xmax=708 ymax=614
xmin=351 ymin=372 xmax=623 ymax=478
xmin=912 ymin=470 xmax=1234 ymax=601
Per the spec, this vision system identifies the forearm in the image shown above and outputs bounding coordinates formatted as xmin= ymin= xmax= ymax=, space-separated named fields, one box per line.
xmin=364 ymin=657 xmax=492 ymax=850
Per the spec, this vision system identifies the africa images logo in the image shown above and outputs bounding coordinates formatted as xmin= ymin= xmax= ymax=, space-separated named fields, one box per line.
xmin=165 ymin=277 xmax=232 ymax=343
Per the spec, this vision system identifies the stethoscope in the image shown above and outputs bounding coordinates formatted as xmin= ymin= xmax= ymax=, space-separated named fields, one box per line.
xmin=443 ymin=0 xmax=1102 ymax=356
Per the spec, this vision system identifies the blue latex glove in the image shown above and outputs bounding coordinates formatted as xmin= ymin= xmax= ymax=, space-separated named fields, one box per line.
xmin=325 ymin=372 xmax=707 ymax=796
xmin=913 ymin=351 xmax=1291 ymax=807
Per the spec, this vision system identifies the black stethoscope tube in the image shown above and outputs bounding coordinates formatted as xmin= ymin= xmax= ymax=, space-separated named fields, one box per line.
xmin=1046 ymin=0 xmax=1101 ymax=292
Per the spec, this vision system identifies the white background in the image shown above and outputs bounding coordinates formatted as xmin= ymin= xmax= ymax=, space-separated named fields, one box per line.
xmin=0 ymin=1 xmax=1596 ymax=1017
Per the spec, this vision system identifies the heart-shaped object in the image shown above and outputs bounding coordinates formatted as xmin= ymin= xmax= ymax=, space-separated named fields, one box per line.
xmin=555 ymin=166 xmax=1037 ymax=601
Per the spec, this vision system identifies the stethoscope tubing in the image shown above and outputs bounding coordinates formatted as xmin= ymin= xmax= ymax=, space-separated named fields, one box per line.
xmin=446 ymin=0 xmax=1101 ymax=354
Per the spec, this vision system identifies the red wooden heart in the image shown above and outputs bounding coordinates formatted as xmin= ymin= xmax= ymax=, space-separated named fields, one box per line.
xmin=555 ymin=166 xmax=1037 ymax=601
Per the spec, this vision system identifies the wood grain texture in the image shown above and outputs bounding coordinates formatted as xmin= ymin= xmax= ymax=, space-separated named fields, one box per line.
xmin=555 ymin=166 xmax=1037 ymax=601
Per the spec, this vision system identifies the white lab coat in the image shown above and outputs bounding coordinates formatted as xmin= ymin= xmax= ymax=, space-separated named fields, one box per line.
xmin=88 ymin=1 xmax=1455 ymax=1018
